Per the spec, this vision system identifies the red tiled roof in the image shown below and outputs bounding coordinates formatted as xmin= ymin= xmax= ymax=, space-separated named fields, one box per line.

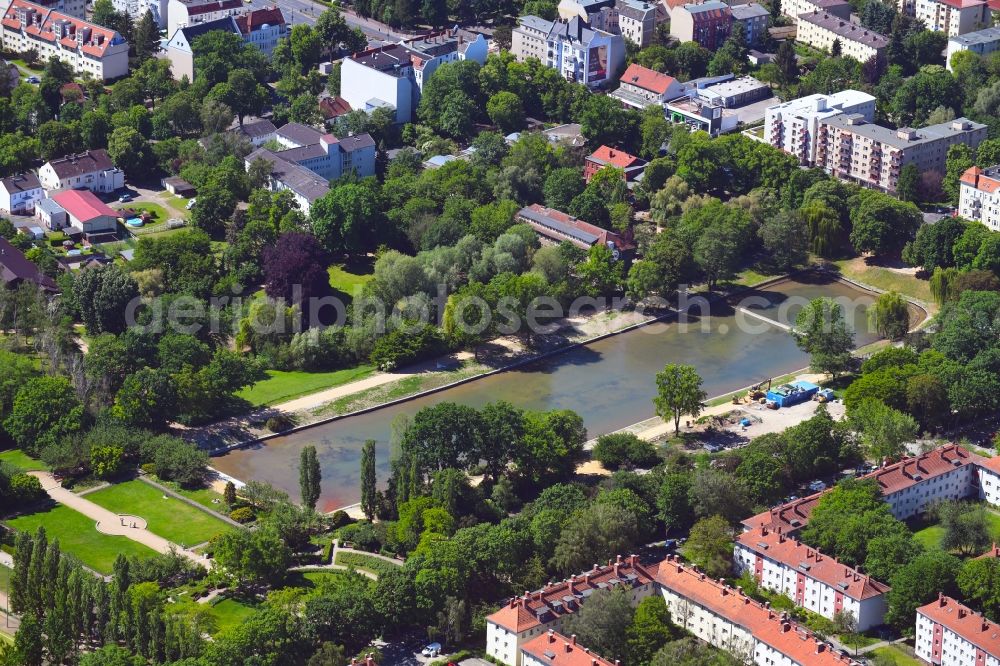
xmin=619 ymin=63 xmax=678 ymax=95
xmin=4 ymin=0 xmax=120 ymax=56
xmin=979 ymin=455 xmax=1000 ymax=473
xmin=319 ymin=96 xmax=352 ymax=119
xmin=654 ymin=557 xmax=860 ymax=666
xmin=185 ymin=0 xmax=242 ymax=16
xmin=51 ymin=189 xmax=118 ymax=222
xmin=234 ymin=6 xmax=284 ymax=33
xmin=517 ymin=204 xmax=635 ymax=252
xmin=521 ymin=631 xmax=616 ymax=666
xmin=744 ymin=445 xmax=982 ymax=531
xmin=737 ymin=527 xmax=890 ymax=600
xmin=962 ymin=166 xmax=1000 ymax=194
xmin=588 ymin=145 xmax=644 ymax=170
xmin=919 ymin=595 xmax=1000 ymax=658
xmin=938 ymin=0 xmax=986 ymax=8
xmin=487 ymin=555 xmax=657 ymax=634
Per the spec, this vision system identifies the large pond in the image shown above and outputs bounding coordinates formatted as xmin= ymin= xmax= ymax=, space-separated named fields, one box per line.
xmin=213 ymin=273 xmax=887 ymax=511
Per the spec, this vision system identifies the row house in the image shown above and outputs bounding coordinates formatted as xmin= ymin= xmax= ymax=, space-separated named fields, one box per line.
xmin=734 ymin=527 xmax=890 ymax=630
xmin=916 ymin=595 xmax=1000 ymax=666
xmin=486 ymin=555 xmax=658 ymax=665
xmin=796 ymin=10 xmax=889 ymax=62
xmin=511 ymin=15 xmax=625 ymax=87
xmin=611 ymin=62 xmax=686 ymax=108
xmin=763 ymin=90 xmax=877 ymax=166
xmin=744 ymin=445 xmax=988 ymax=534
xmin=1 ymin=0 xmax=128 ymax=80
xmin=670 ymin=1 xmax=733 ymax=50
xmin=38 ymin=149 xmax=124 ymax=193
xmin=816 ymin=115 xmax=986 ymax=195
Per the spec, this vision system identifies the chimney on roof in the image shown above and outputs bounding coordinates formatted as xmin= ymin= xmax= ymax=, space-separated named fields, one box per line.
xmin=984 ymin=621 xmax=991 ymax=632
xmin=959 ymin=608 xmax=968 ymax=619
xmin=571 ymin=635 xmax=577 ymax=645
xmin=782 ymin=622 xmax=791 ymax=633
xmin=548 ymin=629 xmax=555 ymax=642
xmin=564 ymin=642 xmax=572 ymax=653
xmin=817 ymin=644 xmax=826 ymax=653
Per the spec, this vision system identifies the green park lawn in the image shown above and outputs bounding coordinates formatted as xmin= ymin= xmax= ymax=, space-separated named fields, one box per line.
xmin=206 ymin=598 xmax=257 ymax=635
xmin=5 ymin=504 xmax=156 ymax=574
xmin=0 ymin=449 xmax=49 ymax=472
xmin=151 ymin=477 xmax=227 ymax=513
xmin=831 ymin=257 xmax=934 ymax=307
xmin=237 ymin=365 xmax=375 ymax=407
xmin=328 ymin=261 xmax=374 ymax=297
xmin=912 ymin=509 xmax=1000 ymax=553
xmin=870 ymin=645 xmax=922 ymax=666
xmin=86 ymin=480 xmax=233 ymax=546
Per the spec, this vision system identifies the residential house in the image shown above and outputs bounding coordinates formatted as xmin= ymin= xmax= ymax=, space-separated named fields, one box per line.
xmin=0 ymin=237 xmax=57 ymax=291
xmin=617 ymin=0 xmax=659 ymax=47
xmin=234 ymin=6 xmax=286 ymax=57
xmin=340 ymin=31 xmax=488 ymax=123
xmin=1 ymin=0 xmax=129 ymax=80
xmin=958 ymin=165 xmax=1000 ymax=231
xmin=51 ymin=189 xmax=119 ymax=235
xmin=38 ymin=149 xmax=124 ymax=193
xmin=977 ymin=453 xmax=1000 ymax=505
xmin=611 ymin=62 xmax=686 ymax=108
xmin=795 ymin=10 xmax=889 ymax=61
xmin=161 ymin=16 xmax=240 ymax=81
xmin=730 ymin=2 xmax=769 ymax=45
xmin=320 ymin=96 xmax=352 ymax=123
xmin=584 ymin=145 xmax=648 ymax=181
xmin=227 ymin=118 xmax=277 ymax=147
xmin=734 ymin=527 xmax=890 ymax=630
xmin=35 ymin=197 xmax=67 ymax=230
xmin=515 ymin=204 xmax=633 ymax=257
xmin=946 ymin=26 xmax=1000 ymax=68
xmin=670 ymin=1 xmax=733 ymax=50
xmin=916 ymin=595 xmax=1000 ymax=666
xmin=762 ymin=90 xmax=877 ymax=165
xmin=275 ymin=122 xmax=323 ymax=149
xmin=0 ymin=173 xmax=43 ymax=214
xmin=166 ymin=0 xmax=242 ymax=35
xmin=511 ymin=15 xmax=625 ymax=87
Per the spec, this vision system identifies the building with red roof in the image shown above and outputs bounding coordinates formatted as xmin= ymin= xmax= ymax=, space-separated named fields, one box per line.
xmin=734 ymin=526 xmax=890 ymax=630
xmin=51 ymin=189 xmax=119 ymax=236
xmin=583 ymin=145 xmax=648 ymax=182
xmin=515 ymin=204 xmax=634 ymax=257
xmin=611 ymin=63 xmax=686 ymax=109
xmin=520 ymin=630 xmax=617 ymax=666
xmin=959 ymin=165 xmax=1000 ymax=232
xmin=234 ymin=6 xmax=287 ymax=56
xmin=1 ymin=0 xmax=128 ymax=80
xmin=916 ymin=595 xmax=1000 ymax=665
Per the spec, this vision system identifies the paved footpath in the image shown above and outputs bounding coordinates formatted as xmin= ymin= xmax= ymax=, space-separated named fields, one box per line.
xmin=28 ymin=472 xmax=211 ymax=569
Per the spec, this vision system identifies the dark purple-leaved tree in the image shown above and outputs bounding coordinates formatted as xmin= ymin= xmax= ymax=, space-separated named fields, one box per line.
xmin=262 ymin=231 xmax=331 ymax=309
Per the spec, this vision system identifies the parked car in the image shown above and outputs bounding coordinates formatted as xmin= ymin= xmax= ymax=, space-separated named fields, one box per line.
xmin=118 ymin=193 xmax=132 ymax=202
xmin=421 ymin=643 xmax=441 ymax=657
xmin=185 ymin=198 xmax=196 ymax=210
xmin=26 ymin=75 xmax=39 ymax=84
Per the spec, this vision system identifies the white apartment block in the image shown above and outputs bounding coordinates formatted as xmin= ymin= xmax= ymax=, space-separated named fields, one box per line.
xmin=977 ymin=454 xmax=1000 ymax=503
xmin=511 ymin=15 xmax=625 ymax=88
xmin=796 ymin=10 xmax=889 ymax=62
xmin=38 ymin=149 xmax=125 ymax=193
xmin=166 ymin=0 xmax=242 ymax=36
xmin=764 ymin=90 xmax=876 ymax=165
xmin=916 ymin=595 xmax=1000 ymax=666
xmin=734 ymin=527 xmax=890 ymax=631
xmin=947 ymin=27 xmax=1000 ymax=69
xmin=817 ymin=115 xmax=986 ymax=195
xmin=22 ymin=0 xmax=85 ymax=18
xmin=781 ymin=0 xmax=851 ymax=22
xmin=1 ymin=0 xmax=128 ymax=80
xmin=341 ymin=32 xmax=488 ymax=124
xmin=0 ymin=173 xmax=43 ymax=215
xmin=113 ymin=0 xmax=167 ymax=26
xmin=906 ymin=0 xmax=988 ymax=36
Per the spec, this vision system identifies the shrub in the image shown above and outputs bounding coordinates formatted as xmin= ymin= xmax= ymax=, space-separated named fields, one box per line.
xmin=229 ymin=507 xmax=255 ymax=523
xmin=329 ymin=510 xmax=351 ymax=530
xmin=265 ymin=414 xmax=294 ymax=432
xmin=592 ymin=432 xmax=660 ymax=470
xmin=336 ymin=521 xmax=380 ymax=552
xmin=369 ymin=324 xmax=448 ymax=371
xmin=10 ymin=473 xmax=44 ymax=502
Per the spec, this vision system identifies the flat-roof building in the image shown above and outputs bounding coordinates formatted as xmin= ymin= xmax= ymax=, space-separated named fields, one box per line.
xmin=946 ymin=26 xmax=1000 ymax=69
xmin=763 ymin=90 xmax=877 ymax=165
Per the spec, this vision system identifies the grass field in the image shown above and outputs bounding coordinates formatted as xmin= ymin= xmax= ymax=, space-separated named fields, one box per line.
xmin=870 ymin=645 xmax=922 ymax=665
xmin=831 ymin=258 xmax=934 ymax=306
xmin=5 ymin=504 xmax=156 ymax=573
xmin=912 ymin=509 xmax=1000 ymax=553
xmin=0 ymin=449 xmax=49 ymax=472
xmin=86 ymin=480 xmax=233 ymax=546
xmin=328 ymin=261 xmax=374 ymax=297
xmin=168 ymin=596 xmax=258 ymax=636
xmin=237 ymin=365 xmax=375 ymax=407
xmin=152 ymin=478 xmax=227 ymax=513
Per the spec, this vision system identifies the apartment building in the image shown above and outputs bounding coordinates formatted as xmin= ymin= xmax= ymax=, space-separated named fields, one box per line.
xmin=558 ymin=0 xmax=660 ymax=46
xmin=796 ymin=10 xmax=889 ymax=62
xmin=38 ymin=149 xmax=124 ymax=193
xmin=670 ymin=1 xmax=733 ymax=50
xmin=24 ymin=0 xmax=84 ymax=18
xmin=817 ymin=115 xmax=986 ymax=195
xmin=916 ymin=595 xmax=1000 ymax=666
xmin=113 ymin=0 xmax=167 ymax=26
xmin=511 ymin=15 xmax=625 ymax=87
xmin=486 ymin=556 xmax=658 ymax=665
xmin=977 ymin=454 xmax=1000 ymax=505
xmin=1 ymin=0 xmax=128 ymax=80
xmin=958 ymin=165 xmax=1000 ymax=231
xmin=782 ymin=0 xmax=851 ymax=21
xmin=234 ymin=6 xmax=286 ymax=57
xmin=341 ymin=32 xmax=488 ymax=123
xmin=730 ymin=2 xmax=769 ymax=46
xmin=947 ymin=26 xmax=1000 ymax=69
xmin=520 ymin=631 xmax=617 ymax=666
xmin=611 ymin=62 xmax=686 ymax=108
xmin=745 ymin=445 xmax=988 ymax=533
xmin=909 ymin=0 xmax=988 ymax=36
xmin=734 ymin=527 xmax=890 ymax=630
xmin=763 ymin=90 xmax=877 ymax=165
xmin=162 ymin=16 xmax=240 ymax=81
xmin=165 ymin=0 xmax=242 ymax=35
xmin=0 ymin=173 xmax=43 ymax=215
